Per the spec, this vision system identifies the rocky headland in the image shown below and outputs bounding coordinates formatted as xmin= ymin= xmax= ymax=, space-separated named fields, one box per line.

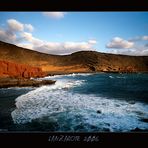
xmin=0 ymin=40 xmax=148 ymax=87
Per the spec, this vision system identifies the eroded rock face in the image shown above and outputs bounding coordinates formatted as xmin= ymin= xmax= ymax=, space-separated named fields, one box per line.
xmin=0 ymin=60 xmax=45 ymax=78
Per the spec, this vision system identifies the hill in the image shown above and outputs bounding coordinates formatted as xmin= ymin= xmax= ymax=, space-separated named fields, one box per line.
xmin=0 ymin=40 xmax=148 ymax=78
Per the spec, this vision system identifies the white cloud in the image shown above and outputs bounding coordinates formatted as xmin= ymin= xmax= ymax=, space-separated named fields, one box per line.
xmin=18 ymin=41 xmax=97 ymax=55
xmin=106 ymin=36 xmax=148 ymax=56
xmin=131 ymin=45 xmax=148 ymax=56
xmin=20 ymin=32 xmax=44 ymax=46
xmin=0 ymin=28 xmax=16 ymax=44
xmin=38 ymin=40 xmax=96 ymax=55
xmin=21 ymin=32 xmax=33 ymax=41
xmin=88 ymin=39 xmax=97 ymax=44
xmin=0 ymin=19 xmax=34 ymax=45
xmin=107 ymin=44 xmax=148 ymax=56
xmin=0 ymin=19 xmax=97 ymax=55
xmin=106 ymin=37 xmax=134 ymax=49
xmin=42 ymin=12 xmax=66 ymax=19
xmin=17 ymin=43 xmax=34 ymax=50
xmin=142 ymin=36 xmax=148 ymax=41
xmin=24 ymin=24 xmax=34 ymax=32
xmin=7 ymin=19 xmax=34 ymax=32
xmin=3 ymin=18 xmax=148 ymax=56
xmin=0 ymin=17 xmax=99 ymax=55
xmin=7 ymin=19 xmax=24 ymax=32
xmin=17 ymin=29 xmax=97 ymax=55
xmin=19 ymin=32 xmax=97 ymax=54
xmin=129 ymin=35 xmax=148 ymax=42
xmin=141 ymin=49 xmax=148 ymax=55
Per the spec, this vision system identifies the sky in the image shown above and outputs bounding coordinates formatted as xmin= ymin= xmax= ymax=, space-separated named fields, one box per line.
xmin=0 ymin=12 xmax=148 ymax=55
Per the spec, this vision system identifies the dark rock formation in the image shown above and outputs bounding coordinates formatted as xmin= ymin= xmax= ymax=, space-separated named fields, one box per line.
xmin=96 ymin=110 xmax=102 ymax=114
xmin=0 ymin=78 xmax=56 ymax=88
xmin=131 ymin=128 xmax=148 ymax=132
xmin=140 ymin=118 xmax=148 ymax=123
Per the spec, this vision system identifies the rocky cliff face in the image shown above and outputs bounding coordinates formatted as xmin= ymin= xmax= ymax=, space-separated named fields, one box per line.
xmin=0 ymin=60 xmax=45 ymax=78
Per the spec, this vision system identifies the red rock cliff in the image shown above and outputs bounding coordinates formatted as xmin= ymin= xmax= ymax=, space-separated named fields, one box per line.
xmin=0 ymin=60 xmax=45 ymax=78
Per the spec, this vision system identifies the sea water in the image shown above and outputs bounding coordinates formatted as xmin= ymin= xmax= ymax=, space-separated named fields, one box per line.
xmin=0 ymin=73 xmax=148 ymax=132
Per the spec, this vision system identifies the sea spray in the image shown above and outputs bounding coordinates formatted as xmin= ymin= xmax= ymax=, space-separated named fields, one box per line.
xmin=12 ymin=81 xmax=148 ymax=131
xmin=11 ymin=75 xmax=148 ymax=132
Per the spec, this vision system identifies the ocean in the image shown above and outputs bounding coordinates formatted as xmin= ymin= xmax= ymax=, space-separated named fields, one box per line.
xmin=0 ymin=73 xmax=148 ymax=132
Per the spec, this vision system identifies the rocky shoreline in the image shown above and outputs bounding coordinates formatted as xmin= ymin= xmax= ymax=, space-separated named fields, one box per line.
xmin=0 ymin=78 xmax=56 ymax=88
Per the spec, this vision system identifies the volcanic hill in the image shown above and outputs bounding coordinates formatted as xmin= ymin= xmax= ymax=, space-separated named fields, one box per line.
xmin=0 ymin=40 xmax=148 ymax=79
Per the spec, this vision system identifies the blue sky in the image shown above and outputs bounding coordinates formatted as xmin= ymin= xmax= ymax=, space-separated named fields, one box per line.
xmin=0 ymin=12 xmax=148 ymax=55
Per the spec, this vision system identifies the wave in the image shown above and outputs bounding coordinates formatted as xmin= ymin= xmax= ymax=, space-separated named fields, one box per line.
xmin=109 ymin=75 xmax=126 ymax=79
xmin=109 ymin=76 xmax=114 ymax=79
xmin=116 ymin=76 xmax=126 ymax=79
xmin=39 ymin=73 xmax=94 ymax=80
xmin=11 ymin=80 xmax=148 ymax=132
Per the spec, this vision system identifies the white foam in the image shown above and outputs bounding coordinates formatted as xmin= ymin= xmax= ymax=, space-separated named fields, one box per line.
xmin=109 ymin=75 xmax=126 ymax=79
xmin=5 ymin=87 xmax=34 ymax=91
xmin=11 ymin=83 xmax=148 ymax=131
xmin=40 ymin=73 xmax=94 ymax=80
xmin=109 ymin=76 xmax=114 ymax=79
xmin=116 ymin=76 xmax=126 ymax=79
